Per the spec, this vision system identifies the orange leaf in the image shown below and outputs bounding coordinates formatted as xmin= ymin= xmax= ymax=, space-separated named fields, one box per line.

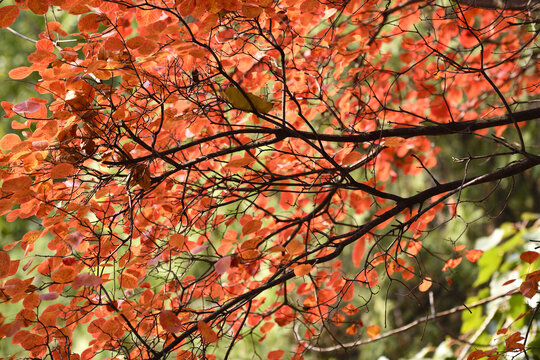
xmin=352 ymin=237 xmax=365 ymax=267
xmin=169 ymin=234 xmax=186 ymax=249
xmin=345 ymin=324 xmax=358 ymax=335
xmin=465 ymin=249 xmax=483 ymax=263
xmin=317 ymin=288 xmax=337 ymax=305
xmin=51 ymin=265 xmax=76 ymax=283
xmin=454 ymin=244 xmax=466 ymax=252
xmin=294 ymin=264 xmax=312 ymax=277
xmin=341 ymin=151 xmax=362 ymax=165
xmin=3 ymin=176 xmax=33 ymax=194
xmin=260 ymin=321 xmax=274 ymax=334
xmin=28 ymin=0 xmax=50 ymax=15
xmin=198 ymin=320 xmax=218 ymax=343
xmin=51 ymin=163 xmax=76 ymax=179
xmin=520 ymin=251 xmax=539 ymax=264
xmin=23 ymin=293 xmax=40 ymax=309
xmin=78 ymin=13 xmax=103 ymax=33
xmin=419 ymin=277 xmax=432 ymax=292
xmin=286 ymin=240 xmax=304 ymax=255
xmin=159 ymin=310 xmax=182 ymax=333
xmin=0 ymin=133 xmax=21 ymax=151
xmin=359 ymin=269 xmax=379 ymax=287
xmin=0 ymin=6 xmax=19 ymax=28
xmin=8 ymin=66 xmax=35 ymax=80
xmin=0 ymin=251 xmax=11 ymax=278
xmin=442 ymin=257 xmax=462 ymax=271
xmin=242 ymin=219 xmax=262 ymax=236
xmin=407 ymin=241 xmax=422 ymax=256
xmin=366 ymin=324 xmax=381 ymax=339
xmin=120 ymin=273 xmax=138 ymax=289
xmin=242 ymin=4 xmax=263 ymax=18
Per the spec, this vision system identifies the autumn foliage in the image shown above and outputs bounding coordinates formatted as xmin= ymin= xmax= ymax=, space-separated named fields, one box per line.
xmin=0 ymin=0 xmax=539 ymax=359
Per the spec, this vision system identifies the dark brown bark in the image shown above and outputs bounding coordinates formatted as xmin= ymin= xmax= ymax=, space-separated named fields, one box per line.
xmin=458 ymin=0 xmax=540 ymax=10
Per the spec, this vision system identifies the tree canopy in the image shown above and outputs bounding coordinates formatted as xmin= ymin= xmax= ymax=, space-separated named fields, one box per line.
xmin=0 ymin=0 xmax=539 ymax=359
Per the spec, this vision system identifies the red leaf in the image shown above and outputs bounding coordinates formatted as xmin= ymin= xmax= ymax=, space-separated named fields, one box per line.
xmin=0 ymin=6 xmax=19 ymax=28
xmin=520 ymin=251 xmax=539 ymax=264
xmin=198 ymin=320 xmax=218 ymax=343
xmin=159 ymin=310 xmax=182 ymax=333
xmin=294 ymin=264 xmax=312 ymax=277
xmin=520 ymin=280 xmax=538 ymax=298
xmin=267 ymin=350 xmax=284 ymax=360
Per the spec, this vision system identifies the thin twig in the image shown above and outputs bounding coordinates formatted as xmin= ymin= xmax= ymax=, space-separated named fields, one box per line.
xmin=304 ymin=289 xmax=517 ymax=353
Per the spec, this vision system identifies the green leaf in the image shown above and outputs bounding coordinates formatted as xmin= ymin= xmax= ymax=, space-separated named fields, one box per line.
xmin=473 ymin=248 xmax=503 ymax=287
xmin=223 ymin=87 xmax=273 ymax=113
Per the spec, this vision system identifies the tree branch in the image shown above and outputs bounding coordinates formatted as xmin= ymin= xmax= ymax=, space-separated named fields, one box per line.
xmin=457 ymin=0 xmax=540 ymax=10
xmin=304 ymin=289 xmax=518 ymax=352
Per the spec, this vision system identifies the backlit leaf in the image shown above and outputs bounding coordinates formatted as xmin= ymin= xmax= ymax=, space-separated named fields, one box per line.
xmin=419 ymin=277 xmax=432 ymax=292
xmin=466 ymin=249 xmax=483 ymax=263
xmin=223 ymin=87 xmax=273 ymax=113
xmin=159 ymin=310 xmax=182 ymax=333
xmin=352 ymin=237 xmax=365 ymax=267
xmin=13 ymin=101 xmax=41 ymax=114
xmin=215 ymin=256 xmax=231 ymax=275
xmin=120 ymin=273 xmax=138 ymax=289
xmin=520 ymin=251 xmax=539 ymax=264
xmin=8 ymin=66 xmax=35 ymax=80
xmin=51 ymin=163 xmax=77 ymax=179
xmin=294 ymin=264 xmax=312 ymax=276
xmin=0 ymin=6 xmax=18 ymax=28
xmin=366 ymin=325 xmax=381 ymax=339
xmin=198 ymin=321 xmax=218 ymax=343
xmin=0 ymin=251 xmax=10 ymax=278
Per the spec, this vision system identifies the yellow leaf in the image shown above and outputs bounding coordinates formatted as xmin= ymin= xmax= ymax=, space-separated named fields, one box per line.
xmin=223 ymin=87 xmax=272 ymax=113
